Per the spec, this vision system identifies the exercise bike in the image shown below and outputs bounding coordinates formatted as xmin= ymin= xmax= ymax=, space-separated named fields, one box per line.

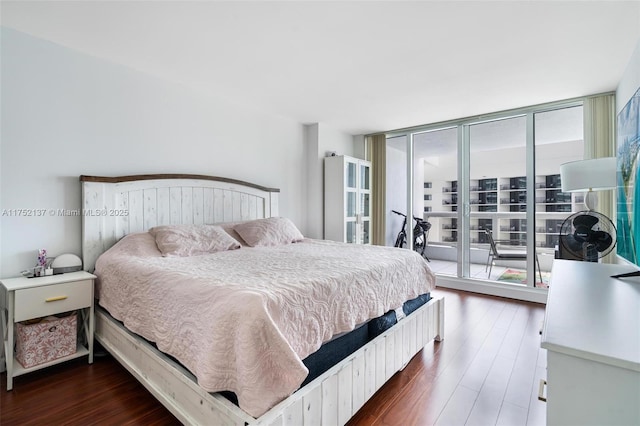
xmin=392 ymin=210 xmax=431 ymax=261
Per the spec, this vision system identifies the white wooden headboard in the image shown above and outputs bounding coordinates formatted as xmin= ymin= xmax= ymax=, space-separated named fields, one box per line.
xmin=80 ymin=174 xmax=280 ymax=272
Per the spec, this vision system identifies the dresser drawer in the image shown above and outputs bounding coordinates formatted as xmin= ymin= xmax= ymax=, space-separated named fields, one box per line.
xmin=14 ymin=280 xmax=93 ymax=322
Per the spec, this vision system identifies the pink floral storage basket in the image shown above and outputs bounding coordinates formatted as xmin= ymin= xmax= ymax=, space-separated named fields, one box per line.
xmin=15 ymin=312 xmax=77 ymax=368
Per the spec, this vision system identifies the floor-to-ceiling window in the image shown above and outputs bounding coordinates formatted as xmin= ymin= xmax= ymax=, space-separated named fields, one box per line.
xmin=469 ymin=115 xmax=529 ymax=283
xmin=385 ymin=98 xmax=585 ymax=293
xmin=416 ymin=128 xmax=458 ymax=275
xmin=385 ymin=135 xmax=409 ymax=247
xmin=533 ymin=105 xmax=584 ymax=285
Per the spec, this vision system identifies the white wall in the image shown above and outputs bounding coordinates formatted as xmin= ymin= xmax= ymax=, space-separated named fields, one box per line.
xmin=304 ymin=123 xmax=354 ymax=239
xmin=0 ymin=28 xmax=307 ymax=277
xmin=616 ymin=37 xmax=640 ymax=115
xmin=352 ymin=135 xmax=366 ymax=159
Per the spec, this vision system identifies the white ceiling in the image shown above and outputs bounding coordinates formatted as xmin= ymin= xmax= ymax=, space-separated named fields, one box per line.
xmin=2 ymin=1 xmax=639 ymax=135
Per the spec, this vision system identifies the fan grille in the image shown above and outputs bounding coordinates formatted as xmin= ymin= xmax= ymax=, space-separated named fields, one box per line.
xmin=559 ymin=211 xmax=617 ymax=261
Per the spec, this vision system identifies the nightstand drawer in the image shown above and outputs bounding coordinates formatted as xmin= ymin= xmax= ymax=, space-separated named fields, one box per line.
xmin=14 ymin=280 xmax=92 ymax=322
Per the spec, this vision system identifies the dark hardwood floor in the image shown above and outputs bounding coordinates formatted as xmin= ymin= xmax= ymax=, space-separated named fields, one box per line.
xmin=347 ymin=288 xmax=547 ymax=426
xmin=0 ymin=353 xmax=180 ymax=425
xmin=1 ymin=288 xmax=546 ymax=425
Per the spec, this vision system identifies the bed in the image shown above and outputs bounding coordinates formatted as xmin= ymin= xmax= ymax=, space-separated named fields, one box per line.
xmin=80 ymin=174 xmax=444 ymax=426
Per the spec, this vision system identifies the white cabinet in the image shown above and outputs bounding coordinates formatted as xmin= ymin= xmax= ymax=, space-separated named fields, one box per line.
xmin=324 ymin=155 xmax=371 ymax=244
xmin=541 ymin=260 xmax=640 ymax=425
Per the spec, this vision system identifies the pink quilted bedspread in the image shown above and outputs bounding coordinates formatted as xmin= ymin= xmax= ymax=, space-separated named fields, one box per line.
xmin=95 ymin=233 xmax=435 ymax=417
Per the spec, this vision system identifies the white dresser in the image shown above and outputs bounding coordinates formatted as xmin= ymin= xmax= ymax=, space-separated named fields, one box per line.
xmin=541 ymin=260 xmax=640 ymax=425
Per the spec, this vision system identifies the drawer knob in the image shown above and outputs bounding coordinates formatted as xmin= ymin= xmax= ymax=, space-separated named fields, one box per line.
xmin=45 ymin=295 xmax=68 ymax=302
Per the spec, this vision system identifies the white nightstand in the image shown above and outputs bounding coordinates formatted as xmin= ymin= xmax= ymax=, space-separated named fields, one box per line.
xmin=1 ymin=271 xmax=95 ymax=390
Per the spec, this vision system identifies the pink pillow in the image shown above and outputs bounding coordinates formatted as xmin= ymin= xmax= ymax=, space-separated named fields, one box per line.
xmin=208 ymin=221 xmax=250 ymax=246
xmin=149 ymin=225 xmax=241 ymax=257
xmin=234 ymin=217 xmax=304 ymax=247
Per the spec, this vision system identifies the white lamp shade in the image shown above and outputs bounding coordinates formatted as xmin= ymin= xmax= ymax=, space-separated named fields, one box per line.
xmin=560 ymin=157 xmax=616 ymax=192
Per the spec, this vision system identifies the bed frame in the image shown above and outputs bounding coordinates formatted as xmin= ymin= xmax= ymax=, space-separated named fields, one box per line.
xmin=80 ymin=174 xmax=444 ymax=426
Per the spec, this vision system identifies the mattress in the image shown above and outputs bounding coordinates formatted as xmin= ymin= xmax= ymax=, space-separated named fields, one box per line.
xmin=94 ymin=232 xmax=436 ymax=417
xmin=301 ymin=292 xmax=431 ymax=387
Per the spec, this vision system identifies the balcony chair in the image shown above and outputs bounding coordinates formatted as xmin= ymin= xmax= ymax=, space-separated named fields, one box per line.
xmin=484 ymin=229 xmax=543 ymax=284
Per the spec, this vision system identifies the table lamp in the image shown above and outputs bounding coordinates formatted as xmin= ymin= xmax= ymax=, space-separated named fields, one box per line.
xmin=559 ymin=157 xmax=616 ymax=210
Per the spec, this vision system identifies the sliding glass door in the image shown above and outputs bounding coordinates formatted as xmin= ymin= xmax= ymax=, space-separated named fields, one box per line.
xmin=469 ymin=115 xmax=528 ymax=283
xmin=533 ymin=105 xmax=584 ymax=286
xmin=387 ymin=98 xmax=585 ymax=289
xmin=416 ymin=128 xmax=458 ymax=275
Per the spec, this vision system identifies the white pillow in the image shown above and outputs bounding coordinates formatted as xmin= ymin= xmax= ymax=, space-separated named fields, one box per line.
xmin=149 ymin=224 xmax=241 ymax=257
xmin=234 ymin=217 xmax=304 ymax=247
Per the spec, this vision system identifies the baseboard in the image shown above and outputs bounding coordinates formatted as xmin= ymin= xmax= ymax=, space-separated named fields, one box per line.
xmin=435 ymin=275 xmax=548 ymax=304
